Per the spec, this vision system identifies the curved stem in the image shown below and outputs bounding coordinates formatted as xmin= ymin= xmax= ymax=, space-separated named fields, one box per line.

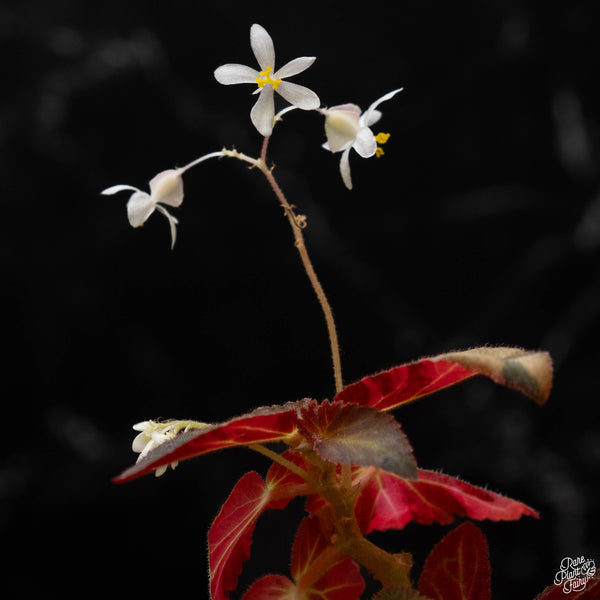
xmin=221 ymin=143 xmax=343 ymax=394
xmin=177 ymin=150 xmax=225 ymax=174
xmin=259 ymin=137 xmax=344 ymax=394
xmin=248 ymin=443 xmax=317 ymax=486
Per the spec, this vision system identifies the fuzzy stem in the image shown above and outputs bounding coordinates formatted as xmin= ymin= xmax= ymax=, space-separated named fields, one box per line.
xmin=310 ymin=456 xmax=413 ymax=589
xmin=258 ymin=137 xmax=344 ymax=395
xmin=177 ymin=150 xmax=225 ymax=174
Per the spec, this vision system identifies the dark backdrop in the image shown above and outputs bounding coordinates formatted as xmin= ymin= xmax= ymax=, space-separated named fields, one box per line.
xmin=1 ymin=1 xmax=599 ymax=598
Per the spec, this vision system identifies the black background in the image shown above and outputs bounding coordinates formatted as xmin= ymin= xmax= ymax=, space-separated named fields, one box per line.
xmin=1 ymin=1 xmax=599 ymax=598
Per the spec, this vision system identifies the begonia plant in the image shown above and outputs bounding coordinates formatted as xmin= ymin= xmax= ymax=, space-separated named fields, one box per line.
xmin=104 ymin=22 xmax=598 ymax=600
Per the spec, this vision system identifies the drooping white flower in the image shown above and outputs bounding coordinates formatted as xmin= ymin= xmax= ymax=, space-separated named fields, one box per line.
xmin=102 ymin=169 xmax=183 ymax=249
xmin=321 ymin=88 xmax=403 ymax=189
xmin=214 ymin=24 xmax=320 ymax=137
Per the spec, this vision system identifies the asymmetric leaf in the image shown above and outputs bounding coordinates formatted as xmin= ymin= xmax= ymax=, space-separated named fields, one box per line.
xmin=335 ymin=346 xmax=552 ymax=412
xmin=418 ymin=522 xmax=491 ymax=600
xmin=113 ymin=402 xmax=305 ymax=482
xmin=354 ymin=468 xmax=538 ymax=534
xmin=298 ymin=400 xmax=417 ymax=479
xmin=209 ymin=468 xmax=312 ymax=600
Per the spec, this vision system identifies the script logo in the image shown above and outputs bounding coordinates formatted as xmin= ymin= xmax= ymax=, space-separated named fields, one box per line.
xmin=554 ymin=556 xmax=596 ymax=594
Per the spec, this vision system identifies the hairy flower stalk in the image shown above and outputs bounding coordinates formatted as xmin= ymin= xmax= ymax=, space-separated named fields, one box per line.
xmin=259 ymin=137 xmax=344 ymax=394
xmin=221 ymin=141 xmax=344 ymax=394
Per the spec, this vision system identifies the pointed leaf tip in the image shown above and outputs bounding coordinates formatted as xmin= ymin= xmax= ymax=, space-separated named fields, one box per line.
xmin=436 ymin=347 xmax=553 ymax=406
xmin=335 ymin=346 xmax=553 ymax=412
xmin=354 ymin=468 xmax=538 ymax=534
xmin=113 ymin=402 xmax=304 ymax=483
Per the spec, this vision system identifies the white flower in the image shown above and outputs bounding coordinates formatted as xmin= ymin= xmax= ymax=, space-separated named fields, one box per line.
xmin=131 ymin=420 xmax=181 ymax=477
xmin=131 ymin=419 xmax=208 ymax=477
xmin=214 ymin=24 xmax=320 ymax=137
xmin=102 ymin=169 xmax=184 ymax=249
xmin=322 ymin=88 xmax=403 ymax=189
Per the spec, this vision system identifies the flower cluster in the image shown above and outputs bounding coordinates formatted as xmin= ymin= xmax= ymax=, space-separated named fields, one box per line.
xmin=102 ymin=24 xmax=403 ymax=246
xmin=131 ymin=419 xmax=207 ymax=476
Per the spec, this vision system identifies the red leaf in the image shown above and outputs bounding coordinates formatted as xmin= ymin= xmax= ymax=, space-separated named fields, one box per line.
xmin=299 ymin=400 xmax=417 ymax=479
xmin=307 ymin=557 xmax=365 ymax=600
xmin=244 ymin=516 xmax=365 ymax=600
xmin=266 ymin=450 xmax=314 ymax=509
xmin=243 ymin=575 xmax=295 ymax=600
xmin=355 ymin=468 xmax=538 ymax=534
xmin=292 ymin=515 xmax=365 ymax=600
xmin=418 ymin=522 xmax=491 ymax=600
xmin=335 ymin=347 xmax=552 ymax=412
xmin=113 ymin=402 xmax=304 ymax=482
xmin=208 ymin=466 xmax=311 ymax=600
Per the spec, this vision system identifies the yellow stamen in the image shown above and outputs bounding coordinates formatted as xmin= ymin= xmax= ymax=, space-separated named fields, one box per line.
xmin=375 ymin=132 xmax=390 ymax=158
xmin=375 ymin=132 xmax=390 ymax=144
xmin=254 ymin=65 xmax=281 ymax=90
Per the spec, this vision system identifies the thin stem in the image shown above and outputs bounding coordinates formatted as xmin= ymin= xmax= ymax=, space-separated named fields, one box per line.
xmin=258 ymin=137 xmax=344 ymax=394
xmin=177 ymin=150 xmax=226 ymax=174
xmin=248 ymin=443 xmax=317 ymax=485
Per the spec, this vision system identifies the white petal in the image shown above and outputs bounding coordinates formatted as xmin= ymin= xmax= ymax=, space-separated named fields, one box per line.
xmin=214 ymin=63 xmax=259 ymax=85
xmin=149 ymin=169 xmax=183 ymax=207
xmin=365 ymin=109 xmax=382 ymax=127
xmin=250 ymin=86 xmax=275 ymax=137
xmin=101 ymin=184 xmax=141 ymax=195
xmin=274 ymin=56 xmax=316 ymax=79
xmin=328 ymin=103 xmax=362 ymax=114
xmin=353 ymin=127 xmax=377 ymax=158
xmin=154 ymin=465 xmax=168 ymax=477
xmin=250 ymin=24 xmax=275 ymax=70
xmin=151 ymin=430 xmax=168 ymax=444
xmin=324 ymin=108 xmax=360 ymax=153
xmin=132 ymin=421 xmax=151 ymax=432
xmin=126 ymin=192 xmax=155 ymax=228
xmin=339 ymin=147 xmax=353 ymax=190
xmin=132 ymin=432 xmax=150 ymax=452
xmin=274 ymin=105 xmax=299 ymax=123
xmin=276 ymin=81 xmax=320 ymax=110
xmin=155 ymin=204 xmax=179 ymax=250
xmin=362 ymin=87 xmax=403 ymax=127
